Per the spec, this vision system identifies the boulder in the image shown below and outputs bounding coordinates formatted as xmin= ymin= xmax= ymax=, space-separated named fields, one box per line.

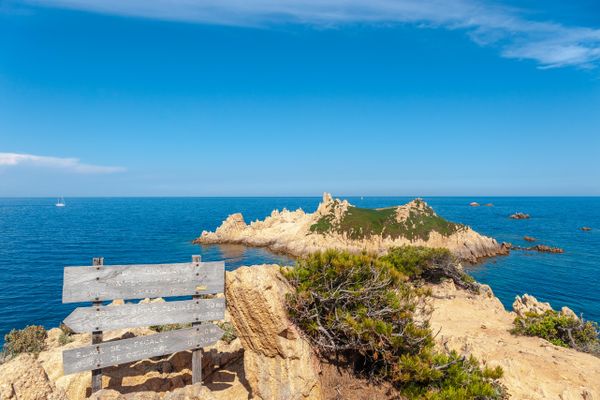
xmin=0 ymin=353 xmax=68 ymax=400
xmin=523 ymin=236 xmax=536 ymax=242
xmin=581 ymin=227 xmax=592 ymax=231
xmin=513 ymin=294 xmax=553 ymax=317
xmin=225 ymin=265 xmax=321 ymax=400
xmin=469 ymin=202 xmax=480 ymax=207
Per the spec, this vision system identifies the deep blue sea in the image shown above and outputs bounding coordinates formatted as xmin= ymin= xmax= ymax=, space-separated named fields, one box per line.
xmin=0 ymin=197 xmax=598 ymax=345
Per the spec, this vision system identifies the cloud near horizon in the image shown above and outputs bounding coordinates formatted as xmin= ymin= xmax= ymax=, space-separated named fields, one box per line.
xmin=0 ymin=153 xmax=125 ymax=174
xmin=22 ymin=0 xmax=600 ymax=69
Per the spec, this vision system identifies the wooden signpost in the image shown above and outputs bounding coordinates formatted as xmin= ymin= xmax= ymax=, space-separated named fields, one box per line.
xmin=61 ymin=255 xmax=225 ymax=394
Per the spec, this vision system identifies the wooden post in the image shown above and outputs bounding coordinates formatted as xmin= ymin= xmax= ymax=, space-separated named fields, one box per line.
xmin=191 ymin=255 xmax=202 ymax=385
xmin=91 ymin=257 xmax=104 ymax=394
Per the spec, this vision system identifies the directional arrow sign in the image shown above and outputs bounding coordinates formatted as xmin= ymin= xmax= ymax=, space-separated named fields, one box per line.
xmin=63 ymin=298 xmax=225 ymax=333
xmin=62 ymin=261 xmax=225 ymax=303
xmin=62 ymin=325 xmax=224 ymax=374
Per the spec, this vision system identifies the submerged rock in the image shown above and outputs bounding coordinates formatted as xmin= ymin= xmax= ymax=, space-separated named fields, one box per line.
xmin=523 ymin=236 xmax=536 ymax=242
xmin=509 ymin=212 xmax=530 ymax=220
xmin=581 ymin=226 xmax=592 ymax=231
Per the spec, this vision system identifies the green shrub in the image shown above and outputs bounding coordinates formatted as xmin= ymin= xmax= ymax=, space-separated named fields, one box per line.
xmin=512 ymin=311 xmax=600 ymax=355
xmin=217 ymin=322 xmax=238 ymax=344
xmin=285 ymin=249 xmax=505 ymax=399
xmin=58 ymin=323 xmax=74 ymax=346
xmin=149 ymin=323 xmax=191 ymax=332
xmin=381 ymin=246 xmax=478 ymax=290
xmin=3 ymin=325 xmax=47 ymax=357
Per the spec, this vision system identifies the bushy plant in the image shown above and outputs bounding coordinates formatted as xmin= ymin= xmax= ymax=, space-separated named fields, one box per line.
xmin=58 ymin=323 xmax=74 ymax=346
xmin=381 ymin=246 xmax=478 ymax=290
xmin=3 ymin=325 xmax=47 ymax=357
xmin=512 ymin=310 xmax=600 ymax=355
xmin=285 ymin=249 xmax=505 ymax=399
xmin=217 ymin=321 xmax=238 ymax=344
xmin=149 ymin=323 xmax=191 ymax=332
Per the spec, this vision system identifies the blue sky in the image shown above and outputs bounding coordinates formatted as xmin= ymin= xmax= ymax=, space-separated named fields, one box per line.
xmin=1 ymin=0 xmax=599 ymax=196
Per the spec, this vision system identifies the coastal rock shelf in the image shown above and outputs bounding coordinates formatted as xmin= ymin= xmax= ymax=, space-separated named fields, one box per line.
xmin=195 ymin=193 xmax=508 ymax=263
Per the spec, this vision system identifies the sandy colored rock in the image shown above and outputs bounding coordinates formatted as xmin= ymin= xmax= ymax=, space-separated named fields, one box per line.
xmin=225 ymin=265 xmax=321 ymax=400
xmin=430 ymin=281 xmax=600 ymax=400
xmin=0 ymin=353 xmax=68 ymax=400
xmin=513 ymin=294 xmax=554 ymax=317
xmin=196 ymin=193 xmax=507 ymax=263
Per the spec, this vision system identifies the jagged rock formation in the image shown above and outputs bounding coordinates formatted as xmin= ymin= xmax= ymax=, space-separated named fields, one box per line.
xmin=429 ymin=282 xmax=600 ymax=400
xmin=506 ymin=243 xmax=565 ymax=254
xmin=513 ymin=294 xmax=578 ymax=319
xmin=225 ymin=266 xmax=321 ymax=400
xmin=195 ymin=193 xmax=507 ymax=263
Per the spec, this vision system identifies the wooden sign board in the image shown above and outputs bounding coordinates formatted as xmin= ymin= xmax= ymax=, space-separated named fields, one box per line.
xmin=64 ymin=298 xmax=225 ymax=333
xmin=63 ymin=324 xmax=224 ymax=374
xmin=63 ymin=261 xmax=225 ymax=303
xmin=61 ymin=255 xmax=225 ymax=393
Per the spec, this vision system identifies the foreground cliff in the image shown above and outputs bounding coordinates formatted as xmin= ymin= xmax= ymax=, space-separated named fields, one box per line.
xmin=195 ymin=193 xmax=507 ymax=263
xmin=2 ymin=265 xmax=597 ymax=400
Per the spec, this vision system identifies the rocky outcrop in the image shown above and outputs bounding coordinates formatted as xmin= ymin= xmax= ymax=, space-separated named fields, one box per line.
xmin=523 ymin=236 xmax=536 ymax=242
xmin=430 ymin=282 xmax=600 ymax=400
xmin=581 ymin=227 xmax=592 ymax=231
xmin=196 ymin=193 xmax=507 ymax=263
xmin=469 ymin=202 xmax=480 ymax=207
xmin=509 ymin=212 xmax=530 ymax=220
xmin=0 ymin=266 xmax=321 ymax=400
xmin=507 ymin=243 xmax=565 ymax=254
xmin=225 ymin=265 xmax=321 ymax=400
xmin=0 ymin=353 xmax=68 ymax=400
xmin=513 ymin=294 xmax=578 ymax=320
xmin=512 ymin=294 xmax=553 ymax=317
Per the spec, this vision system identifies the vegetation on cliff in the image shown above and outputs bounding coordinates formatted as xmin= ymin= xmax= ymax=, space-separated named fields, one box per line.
xmin=2 ymin=325 xmax=47 ymax=360
xmin=309 ymin=199 xmax=463 ymax=241
xmin=285 ymin=248 xmax=505 ymax=399
xmin=512 ymin=311 xmax=600 ymax=356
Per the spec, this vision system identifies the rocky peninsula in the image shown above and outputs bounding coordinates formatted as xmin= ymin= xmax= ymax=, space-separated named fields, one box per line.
xmin=195 ymin=193 xmax=508 ymax=263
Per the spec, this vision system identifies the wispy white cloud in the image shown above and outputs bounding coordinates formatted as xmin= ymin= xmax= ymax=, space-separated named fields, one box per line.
xmin=0 ymin=152 xmax=125 ymax=173
xmin=22 ymin=0 xmax=600 ymax=69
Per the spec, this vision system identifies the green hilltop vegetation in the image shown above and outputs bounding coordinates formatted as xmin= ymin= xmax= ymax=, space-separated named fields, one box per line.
xmin=310 ymin=199 xmax=464 ymax=241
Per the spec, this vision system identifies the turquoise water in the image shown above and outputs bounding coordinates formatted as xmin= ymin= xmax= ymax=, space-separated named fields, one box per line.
xmin=0 ymin=197 xmax=598 ymax=344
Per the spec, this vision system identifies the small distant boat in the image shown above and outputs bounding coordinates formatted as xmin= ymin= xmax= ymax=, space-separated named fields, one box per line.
xmin=55 ymin=197 xmax=66 ymax=207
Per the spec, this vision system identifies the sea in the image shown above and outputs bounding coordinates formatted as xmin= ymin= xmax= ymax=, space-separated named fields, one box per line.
xmin=0 ymin=197 xmax=598 ymax=344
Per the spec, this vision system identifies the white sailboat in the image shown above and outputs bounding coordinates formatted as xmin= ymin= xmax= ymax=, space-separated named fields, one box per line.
xmin=55 ymin=197 xmax=66 ymax=207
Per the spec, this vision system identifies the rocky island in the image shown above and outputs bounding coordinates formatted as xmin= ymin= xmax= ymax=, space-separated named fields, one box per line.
xmin=195 ymin=193 xmax=508 ymax=263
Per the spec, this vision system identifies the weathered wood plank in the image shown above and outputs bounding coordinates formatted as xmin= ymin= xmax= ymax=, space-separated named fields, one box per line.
xmin=64 ymin=298 xmax=225 ymax=333
xmin=191 ymin=255 xmax=203 ymax=384
xmin=62 ymin=261 xmax=224 ymax=303
xmin=91 ymin=257 xmax=104 ymax=393
xmin=63 ymin=325 xmax=224 ymax=375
